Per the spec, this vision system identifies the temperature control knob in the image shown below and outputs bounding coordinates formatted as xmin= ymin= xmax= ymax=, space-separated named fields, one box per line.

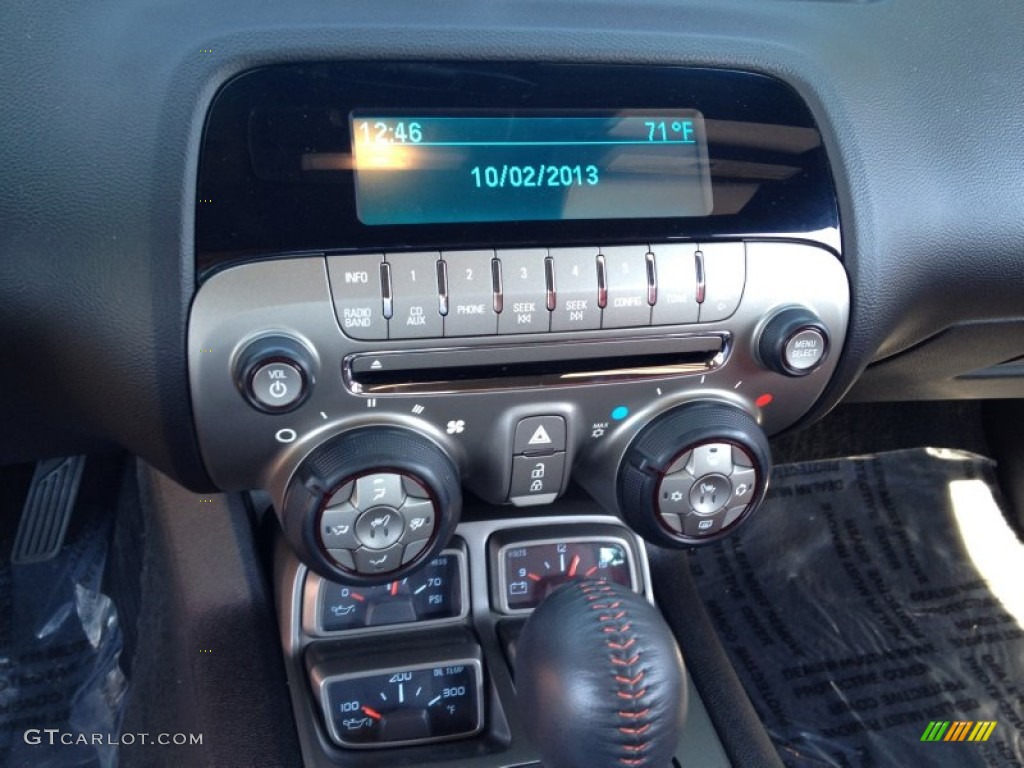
xmin=618 ymin=402 xmax=771 ymax=547
xmin=757 ymin=307 xmax=830 ymax=376
xmin=280 ymin=427 xmax=461 ymax=585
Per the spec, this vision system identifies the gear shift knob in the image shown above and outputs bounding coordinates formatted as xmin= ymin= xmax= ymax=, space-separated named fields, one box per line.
xmin=516 ymin=581 xmax=687 ymax=768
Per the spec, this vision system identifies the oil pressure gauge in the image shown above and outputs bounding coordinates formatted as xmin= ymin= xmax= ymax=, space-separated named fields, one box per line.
xmin=305 ymin=548 xmax=468 ymax=635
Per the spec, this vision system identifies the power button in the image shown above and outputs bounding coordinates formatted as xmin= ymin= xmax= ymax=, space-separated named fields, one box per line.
xmin=250 ymin=361 xmax=305 ymax=411
xmin=236 ymin=335 xmax=315 ymax=414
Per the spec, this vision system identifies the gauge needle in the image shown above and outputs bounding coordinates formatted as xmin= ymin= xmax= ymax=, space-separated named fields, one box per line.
xmin=361 ymin=706 xmax=382 ymax=720
xmin=568 ymin=554 xmax=581 ymax=577
xmin=527 ymin=573 xmax=541 ymax=582
xmin=350 ymin=592 xmax=365 ymax=602
xmin=390 ymin=581 xmax=399 ymax=596
xmin=585 ymin=566 xmax=598 ymax=577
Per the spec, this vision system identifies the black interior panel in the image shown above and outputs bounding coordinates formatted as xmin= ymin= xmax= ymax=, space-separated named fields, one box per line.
xmin=3 ymin=1 xmax=1024 ymax=482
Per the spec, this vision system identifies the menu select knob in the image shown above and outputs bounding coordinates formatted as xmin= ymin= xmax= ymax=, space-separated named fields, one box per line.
xmin=280 ymin=427 xmax=461 ymax=585
xmin=758 ymin=307 xmax=830 ymax=376
xmin=617 ymin=402 xmax=771 ymax=547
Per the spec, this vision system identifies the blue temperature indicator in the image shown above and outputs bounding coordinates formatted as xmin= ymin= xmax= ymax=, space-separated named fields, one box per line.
xmin=611 ymin=406 xmax=630 ymax=421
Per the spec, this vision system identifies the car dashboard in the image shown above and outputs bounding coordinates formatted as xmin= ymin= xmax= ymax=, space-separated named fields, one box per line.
xmin=2 ymin=2 xmax=1023 ymax=767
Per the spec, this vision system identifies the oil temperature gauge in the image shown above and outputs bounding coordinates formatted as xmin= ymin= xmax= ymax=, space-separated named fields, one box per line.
xmin=315 ymin=655 xmax=484 ymax=748
xmin=497 ymin=536 xmax=637 ymax=612
xmin=308 ymin=549 xmax=467 ymax=635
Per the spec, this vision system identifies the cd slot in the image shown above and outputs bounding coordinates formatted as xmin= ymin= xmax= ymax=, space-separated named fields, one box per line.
xmin=345 ymin=335 xmax=726 ymax=395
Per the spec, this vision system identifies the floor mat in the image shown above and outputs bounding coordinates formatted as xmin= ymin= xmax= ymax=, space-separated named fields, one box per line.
xmin=0 ymin=479 xmax=126 ymax=768
xmin=690 ymin=448 xmax=1024 ymax=767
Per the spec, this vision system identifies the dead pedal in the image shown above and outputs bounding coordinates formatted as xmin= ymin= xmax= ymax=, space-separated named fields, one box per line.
xmin=12 ymin=455 xmax=86 ymax=564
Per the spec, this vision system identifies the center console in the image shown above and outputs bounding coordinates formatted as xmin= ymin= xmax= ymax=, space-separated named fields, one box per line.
xmin=189 ymin=60 xmax=846 ymax=765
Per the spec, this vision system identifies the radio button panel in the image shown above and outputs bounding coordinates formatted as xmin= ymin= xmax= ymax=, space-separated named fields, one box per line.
xmin=328 ymin=243 xmax=746 ymax=342
xmin=189 ymin=240 xmax=849 ymax=517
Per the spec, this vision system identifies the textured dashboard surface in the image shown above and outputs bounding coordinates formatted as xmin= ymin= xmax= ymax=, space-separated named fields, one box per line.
xmin=2 ymin=0 xmax=1023 ymax=486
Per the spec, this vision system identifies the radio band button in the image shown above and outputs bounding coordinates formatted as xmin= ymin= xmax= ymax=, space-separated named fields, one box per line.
xmin=327 ymin=253 xmax=388 ymax=340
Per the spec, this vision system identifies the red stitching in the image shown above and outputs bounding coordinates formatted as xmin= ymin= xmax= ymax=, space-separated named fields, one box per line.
xmin=609 ymin=653 xmax=641 ymax=666
xmin=617 ymin=708 xmax=651 ymax=720
xmin=574 ymin=582 xmax=654 ymax=767
xmin=606 ymin=636 xmax=635 ymax=648
xmin=618 ymin=724 xmax=651 ymax=736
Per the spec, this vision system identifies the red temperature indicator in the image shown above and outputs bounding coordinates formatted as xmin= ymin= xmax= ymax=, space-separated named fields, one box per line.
xmin=501 ymin=539 xmax=634 ymax=611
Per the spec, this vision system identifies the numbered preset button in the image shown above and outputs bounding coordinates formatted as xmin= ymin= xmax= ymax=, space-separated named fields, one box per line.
xmin=496 ymin=249 xmax=550 ymax=334
xmin=442 ymin=250 xmax=498 ymax=336
xmin=386 ymin=251 xmax=443 ymax=339
xmin=601 ymin=245 xmax=652 ymax=328
xmin=549 ymin=247 xmax=601 ymax=331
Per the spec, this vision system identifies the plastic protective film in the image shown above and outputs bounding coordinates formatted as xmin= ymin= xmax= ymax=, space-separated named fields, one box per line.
xmin=691 ymin=448 xmax=1024 ymax=767
xmin=0 ymin=521 xmax=126 ymax=767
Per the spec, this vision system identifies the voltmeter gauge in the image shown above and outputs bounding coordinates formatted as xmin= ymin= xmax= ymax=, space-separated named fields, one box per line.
xmin=317 ymin=657 xmax=484 ymax=748
xmin=307 ymin=549 xmax=468 ymax=635
xmin=497 ymin=537 xmax=637 ymax=612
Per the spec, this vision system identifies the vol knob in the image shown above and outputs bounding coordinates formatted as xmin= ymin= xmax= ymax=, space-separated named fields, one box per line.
xmin=280 ymin=427 xmax=461 ymax=585
xmin=757 ymin=307 xmax=830 ymax=376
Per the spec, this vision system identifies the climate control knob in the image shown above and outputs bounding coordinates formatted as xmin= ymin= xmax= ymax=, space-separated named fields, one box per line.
xmin=280 ymin=427 xmax=461 ymax=585
xmin=617 ymin=402 xmax=771 ymax=547
xmin=757 ymin=307 xmax=830 ymax=376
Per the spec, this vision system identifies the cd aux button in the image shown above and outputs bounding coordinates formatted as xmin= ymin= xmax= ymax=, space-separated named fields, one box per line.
xmin=326 ymin=253 xmax=388 ymax=340
xmin=386 ymin=251 xmax=444 ymax=339
xmin=549 ymin=247 xmax=602 ymax=331
xmin=442 ymin=250 xmax=498 ymax=336
xmin=496 ymin=249 xmax=550 ymax=334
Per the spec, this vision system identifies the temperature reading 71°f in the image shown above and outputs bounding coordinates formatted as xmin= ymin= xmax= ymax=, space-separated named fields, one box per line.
xmin=645 ymin=119 xmax=695 ymax=142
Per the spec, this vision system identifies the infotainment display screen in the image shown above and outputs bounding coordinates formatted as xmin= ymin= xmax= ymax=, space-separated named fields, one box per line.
xmin=350 ymin=112 xmax=712 ymax=226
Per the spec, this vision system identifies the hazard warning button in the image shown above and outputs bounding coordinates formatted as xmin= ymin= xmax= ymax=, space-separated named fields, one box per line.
xmin=513 ymin=416 xmax=567 ymax=455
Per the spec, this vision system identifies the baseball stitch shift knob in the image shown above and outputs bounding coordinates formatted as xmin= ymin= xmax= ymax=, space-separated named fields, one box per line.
xmin=516 ymin=581 xmax=687 ymax=768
